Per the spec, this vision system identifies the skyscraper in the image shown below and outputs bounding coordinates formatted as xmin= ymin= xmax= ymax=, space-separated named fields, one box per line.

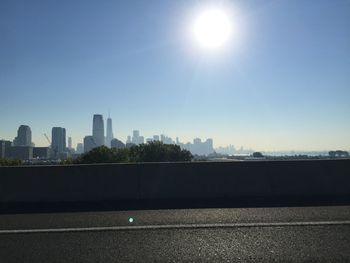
xmin=13 ymin=125 xmax=32 ymax=146
xmin=106 ymin=117 xmax=114 ymax=148
xmin=0 ymin=140 xmax=12 ymax=158
xmin=76 ymin=143 xmax=84 ymax=154
xmin=68 ymin=137 xmax=72 ymax=149
xmin=111 ymin=138 xmax=125 ymax=149
xmin=51 ymin=127 xmax=66 ymax=158
xmin=84 ymin=136 xmax=95 ymax=153
xmin=132 ymin=130 xmax=140 ymax=144
xmin=93 ymin=114 xmax=104 ymax=147
xmin=205 ymin=138 xmax=214 ymax=155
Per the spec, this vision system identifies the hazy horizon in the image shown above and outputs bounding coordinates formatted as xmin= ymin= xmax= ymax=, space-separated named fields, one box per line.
xmin=1 ymin=116 xmax=349 ymax=153
xmin=1 ymin=0 xmax=350 ymax=151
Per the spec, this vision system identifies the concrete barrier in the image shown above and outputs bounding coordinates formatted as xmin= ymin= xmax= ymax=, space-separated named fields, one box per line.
xmin=266 ymin=160 xmax=350 ymax=196
xmin=0 ymin=164 xmax=139 ymax=202
xmin=139 ymin=160 xmax=350 ymax=200
xmin=0 ymin=159 xmax=349 ymax=209
xmin=138 ymin=162 xmax=272 ymax=199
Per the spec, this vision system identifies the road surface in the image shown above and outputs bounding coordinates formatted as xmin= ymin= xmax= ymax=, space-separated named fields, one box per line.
xmin=0 ymin=206 xmax=349 ymax=262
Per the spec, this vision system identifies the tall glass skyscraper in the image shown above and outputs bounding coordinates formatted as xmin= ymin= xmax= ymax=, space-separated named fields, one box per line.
xmin=106 ymin=117 xmax=114 ymax=148
xmin=51 ymin=127 xmax=66 ymax=158
xmin=13 ymin=125 xmax=32 ymax=146
xmin=93 ymin=114 xmax=105 ymax=147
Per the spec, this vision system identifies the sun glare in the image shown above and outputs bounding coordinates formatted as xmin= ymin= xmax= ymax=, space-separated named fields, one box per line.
xmin=192 ymin=8 xmax=232 ymax=49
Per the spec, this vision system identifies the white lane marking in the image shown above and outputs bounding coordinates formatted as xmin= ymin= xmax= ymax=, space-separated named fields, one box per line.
xmin=1 ymin=220 xmax=350 ymax=235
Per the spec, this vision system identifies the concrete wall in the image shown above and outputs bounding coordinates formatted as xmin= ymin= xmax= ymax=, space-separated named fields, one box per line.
xmin=0 ymin=164 xmax=139 ymax=203
xmin=0 ymin=159 xmax=349 ymax=205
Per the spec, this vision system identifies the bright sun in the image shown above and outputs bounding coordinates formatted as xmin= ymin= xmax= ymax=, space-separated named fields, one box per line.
xmin=192 ymin=8 xmax=232 ymax=49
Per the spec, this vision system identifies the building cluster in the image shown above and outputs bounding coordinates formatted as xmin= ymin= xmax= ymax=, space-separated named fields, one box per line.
xmin=215 ymin=145 xmax=253 ymax=155
xmin=177 ymin=138 xmax=214 ymax=156
xmin=0 ymin=125 xmax=50 ymax=160
xmin=83 ymin=114 xmax=121 ymax=153
xmin=124 ymin=130 xmax=214 ymax=156
xmin=1 ymin=114 xmax=215 ymax=161
xmin=82 ymin=116 xmax=215 ymax=156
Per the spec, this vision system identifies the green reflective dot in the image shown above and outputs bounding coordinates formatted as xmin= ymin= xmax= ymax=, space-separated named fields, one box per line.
xmin=128 ymin=217 xmax=134 ymax=223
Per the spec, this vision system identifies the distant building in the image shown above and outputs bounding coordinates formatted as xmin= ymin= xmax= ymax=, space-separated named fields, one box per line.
xmin=93 ymin=114 xmax=105 ymax=147
xmin=132 ymin=130 xmax=140 ymax=144
xmin=13 ymin=125 xmax=32 ymax=146
xmin=111 ymin=138 xmax=125 ymax=149
xmin=178 ymin=137 xmax=214 ymax=156
xmin=205 ymin=138 xmax=214 ymax=155
xmin=84 ymin=136 xmax=95 ymax=153
xmin=126 ymin=136 xmax=131 ymax=144
xmin=193 ymin=138 xmax=201 ymax=145
xmin=7 ymin=146 xmax=33 ymax=160
xmin=146 ymin=138 xmax=153 ymax=143
xmin=130 ymin=130 xmax=145 ymax=144
xmin=133 ymin=130 xmax=139 ymax=138
xmin=76 ymin=143 xmax=84 ymax=154
xmin=0 ymin=140 xmax=12 ymax=158
xmin=33 ymin=147 xmax=50 ymax=159
xmin=153 ymin=135 xmax=160 ymax=141
xmin=191 ymin=138 xmax=201 ymax=155
xmin=160 ymin=134 xmax=174 ymax=144
xmin=215 ymin=145 xmax=236 ymax=155
xmin=51 ymin=127 xmax=66 ymax=158
xmin=68 ymin=137 xmax=72 ymax=149
xmin=106 ymin=117 xmax=114 ymax=148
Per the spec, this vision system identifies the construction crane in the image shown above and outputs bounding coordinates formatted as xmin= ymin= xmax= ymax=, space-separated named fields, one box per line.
xmin=44 ymin=133 xmax=51 ymax=147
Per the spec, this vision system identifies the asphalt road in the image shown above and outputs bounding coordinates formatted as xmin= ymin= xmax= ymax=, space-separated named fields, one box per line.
xmin=0 ymin=206 xmax=349 ymax=262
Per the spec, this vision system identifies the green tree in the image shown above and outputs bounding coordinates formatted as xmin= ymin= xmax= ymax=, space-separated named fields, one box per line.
xmin=129 ymin=141 xmax=193 ymax=162
xmin=72 ymin=142 xmax=193 ymax=164
xmin=74 ymin=146 xmax=129 ymax=164
xmin=112 ymin=148 xmax=130 ymax=163
xmin=252 ymin=152 xmax=264 ymax=158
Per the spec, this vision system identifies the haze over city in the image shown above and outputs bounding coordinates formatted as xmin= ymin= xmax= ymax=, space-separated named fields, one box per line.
xmin=1 ymin=0 xmax=350 ymax=151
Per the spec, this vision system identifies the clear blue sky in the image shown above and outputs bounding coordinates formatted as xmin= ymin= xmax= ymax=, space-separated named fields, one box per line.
xmin=1 ymin=0 xmax=350 ymax=151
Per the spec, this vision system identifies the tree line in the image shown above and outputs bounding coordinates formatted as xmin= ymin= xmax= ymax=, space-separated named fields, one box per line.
xmin=63 ymin=141 xmax=193 ymax=164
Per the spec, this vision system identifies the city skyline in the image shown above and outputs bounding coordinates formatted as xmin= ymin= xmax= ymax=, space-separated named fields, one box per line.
xmin=1 ymin=1 xmax=350 ymax=151
xmin=1 ymin=121 xmax=347 ymax=161
xmin=1 ymin=115 xmax=349 ymax=154
xmin=0 ymin=115 xmax=218 ymax=157
xmin=1 ymin=114 xmax=217 ymax=149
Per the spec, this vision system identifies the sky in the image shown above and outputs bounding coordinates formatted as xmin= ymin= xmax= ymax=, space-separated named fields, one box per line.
xmin=1 ymin=0 xmax=350 ymax=151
